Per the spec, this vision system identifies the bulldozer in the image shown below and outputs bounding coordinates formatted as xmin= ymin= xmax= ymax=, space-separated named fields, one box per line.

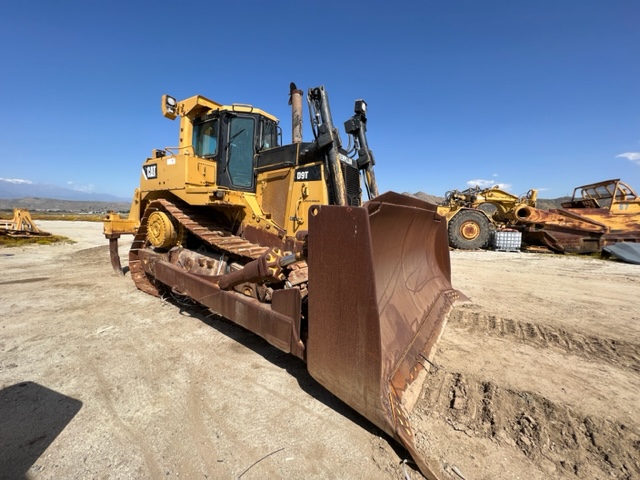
xmin=103 ymin=83 xmax=462 ymax=479
xmin=436 ymin=185 xmax=538 ymax=249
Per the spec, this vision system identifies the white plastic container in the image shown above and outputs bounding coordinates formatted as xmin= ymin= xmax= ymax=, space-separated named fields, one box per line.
xmin=492 ymin=231 xmax=522 ymax=252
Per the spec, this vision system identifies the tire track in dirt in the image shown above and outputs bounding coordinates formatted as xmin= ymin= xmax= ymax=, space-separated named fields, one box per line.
xmin=82 ymin=357 xmax=163 ymax=478
xmin=413 ymin=368 xmax=640 ymax=479
xmin=448 ymin=308 xmax=640 ymax=372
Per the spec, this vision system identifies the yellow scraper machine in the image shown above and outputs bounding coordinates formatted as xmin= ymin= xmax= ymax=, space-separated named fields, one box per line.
xmin=104 ymin=83 xmax=463 ymax=479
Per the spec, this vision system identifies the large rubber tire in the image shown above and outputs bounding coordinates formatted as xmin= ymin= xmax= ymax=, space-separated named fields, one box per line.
xmin=448 ymin=209 xmax=491 ymax=250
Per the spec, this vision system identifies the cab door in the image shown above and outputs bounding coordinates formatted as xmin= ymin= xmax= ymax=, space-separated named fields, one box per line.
xmin=219 ymin=115 xmax=256 ymax=191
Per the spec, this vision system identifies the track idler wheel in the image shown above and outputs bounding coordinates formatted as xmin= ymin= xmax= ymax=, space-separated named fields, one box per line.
xmin=147 ymin=211 xmax=178 ymax=249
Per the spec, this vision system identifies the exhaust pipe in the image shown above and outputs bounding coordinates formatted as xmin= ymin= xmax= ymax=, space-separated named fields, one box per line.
xmin=289 ymin=82 xmax=303 ymax=144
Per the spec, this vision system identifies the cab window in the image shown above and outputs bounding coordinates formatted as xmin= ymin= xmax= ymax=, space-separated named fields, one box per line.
xmin=261 ymin=119 xmax=278 ymax=150
xmin=193 ymin=119 xmax=219 ymax=157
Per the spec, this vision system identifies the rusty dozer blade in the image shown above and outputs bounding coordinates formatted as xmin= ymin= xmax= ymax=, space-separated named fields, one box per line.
xmin=307 ymin=192 xmax=463 ymax=479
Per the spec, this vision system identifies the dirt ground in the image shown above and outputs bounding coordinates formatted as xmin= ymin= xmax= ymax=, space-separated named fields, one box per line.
xmin=1 ymin=221 xmax=638 ymax=480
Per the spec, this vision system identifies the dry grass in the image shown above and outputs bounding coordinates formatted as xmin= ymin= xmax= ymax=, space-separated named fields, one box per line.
xmin=0 ymin=234 xmax=74 ymax=248
xmin=0 ymin=211 xmax=105 ymax=222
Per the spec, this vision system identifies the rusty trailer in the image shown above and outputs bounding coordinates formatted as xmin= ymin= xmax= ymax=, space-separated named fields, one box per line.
xmin=514 ymin=179 xmax=640 ymax=253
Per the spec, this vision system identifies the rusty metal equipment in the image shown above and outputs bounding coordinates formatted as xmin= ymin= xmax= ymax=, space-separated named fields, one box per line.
xmin=0 ymin=209 xmax=51 ymax=237
xmin=104 ymin=83 xmax=462 ymax=478
xmin=436 ymin=185 xmax=537 ymax=249
xmin=513 ymin=179 xmax=640 ymax=253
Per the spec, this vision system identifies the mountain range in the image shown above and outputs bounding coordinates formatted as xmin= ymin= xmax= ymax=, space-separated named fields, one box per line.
xmin=0 ymin=179 xmax=566 ymax=213
xmin=0 ymin=179 xmax=129 ymax=202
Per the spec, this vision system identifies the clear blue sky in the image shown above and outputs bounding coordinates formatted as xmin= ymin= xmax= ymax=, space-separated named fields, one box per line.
xmin=1 ymin=1 xmax=639 ymax=200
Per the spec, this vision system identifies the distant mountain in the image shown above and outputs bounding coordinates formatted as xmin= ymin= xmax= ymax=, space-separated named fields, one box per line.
xmin=0 ymin=197 xmax=130 ymax=213
xmin=0 ymin=179 xmax=129 ymax=202
xmin=406 ymin=191 xmax=445 ymax=204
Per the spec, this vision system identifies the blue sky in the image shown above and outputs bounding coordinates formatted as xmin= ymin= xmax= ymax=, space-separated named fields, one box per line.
xmin=1 ymin=1 xmax=639 ymax=200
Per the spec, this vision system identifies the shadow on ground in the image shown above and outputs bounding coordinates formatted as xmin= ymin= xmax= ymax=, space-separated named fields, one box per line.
xmin=0 ymin=382 xmax=82 ymax=480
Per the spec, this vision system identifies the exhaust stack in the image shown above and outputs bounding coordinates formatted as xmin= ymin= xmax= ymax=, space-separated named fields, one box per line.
xmin=289 ymin=82 xmax=303 ymax=143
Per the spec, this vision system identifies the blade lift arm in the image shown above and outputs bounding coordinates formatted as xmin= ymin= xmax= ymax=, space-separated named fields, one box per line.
xmin=307 ymin=86 xmax=348 ymax=206
xmin=343 ymin=101 xmax=379 ymax=199
xmin=306 ymin=86 xmax=380 ymax=204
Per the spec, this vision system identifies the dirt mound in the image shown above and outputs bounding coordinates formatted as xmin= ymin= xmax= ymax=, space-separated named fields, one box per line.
xmin=448 ymin=308 xmax=639 ymax=373
xmin=414 ymin=366 xmax=639 ymax=479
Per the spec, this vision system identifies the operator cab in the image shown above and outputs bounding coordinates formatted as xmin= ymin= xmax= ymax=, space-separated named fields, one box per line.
xmin=192 ymin=109 xmax=279 ymax=192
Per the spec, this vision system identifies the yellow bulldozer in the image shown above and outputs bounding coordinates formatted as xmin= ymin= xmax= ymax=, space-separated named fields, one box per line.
xmin=104 ymin=83 xmax=462 ymax=479
xmin=436 ymin=185 xmax=538 ymax=249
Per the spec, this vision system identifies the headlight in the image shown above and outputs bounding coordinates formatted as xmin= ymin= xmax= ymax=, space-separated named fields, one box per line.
xmin=161 ymin=94 xmax=179 ymax=119
xmin=165 ymin=95 xmax=177 ymax=113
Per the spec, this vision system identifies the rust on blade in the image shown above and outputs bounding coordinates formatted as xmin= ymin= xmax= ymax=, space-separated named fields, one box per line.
xmin=306 ymin=192 xmax=463 ymax=480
